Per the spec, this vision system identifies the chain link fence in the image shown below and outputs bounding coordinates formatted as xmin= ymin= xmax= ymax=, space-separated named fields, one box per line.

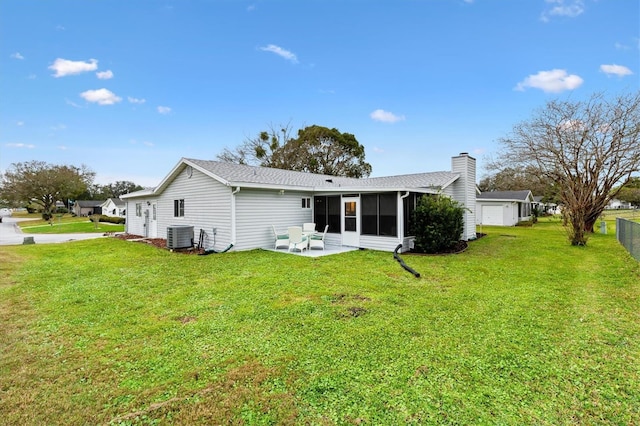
xmin=617 ymin=218 xmax=640 ymax=261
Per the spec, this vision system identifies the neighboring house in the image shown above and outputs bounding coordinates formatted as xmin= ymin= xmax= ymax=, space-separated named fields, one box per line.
xmin=73 ymin=200 xmax=105 ymax=216
xmin=533 ymin=196 xmax=561 ymax=215
xmin=476 ymin=190 xmax=534 ymax=226
xmin=101 ymin=198 xmax=126 ymax=217
xmin=606 ymin=198 xmax=632 ymax=210
xmin=121 ymin=153 xmax=477 ymax=253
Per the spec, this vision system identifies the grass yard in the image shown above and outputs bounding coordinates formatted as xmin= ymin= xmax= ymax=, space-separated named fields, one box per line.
xmin=0 ymin=220 xmax=638 ymax=425
xmin=17 ymin=215 xmax=124 ymax=234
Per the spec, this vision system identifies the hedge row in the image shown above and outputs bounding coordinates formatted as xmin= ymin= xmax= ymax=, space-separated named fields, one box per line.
xmin=89 ymin=214 xmax=126 ymax=224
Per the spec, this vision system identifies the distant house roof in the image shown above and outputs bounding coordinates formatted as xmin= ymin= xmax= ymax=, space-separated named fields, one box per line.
xmin=477 ymin=190 xmax=534 ymax=202
xmin=123 ymin=158 xmax=461 ymax=198
xmin=100 ymin=198 xmax=126 ymax=208
xmin=76 ymin=200 xmax=106 ymax=208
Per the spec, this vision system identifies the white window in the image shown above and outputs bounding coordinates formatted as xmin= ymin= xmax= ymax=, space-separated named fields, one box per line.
xmin=174 ymin=199 xmax=185 ymax=217
xmin=302 ymin=197 xmax=311 ymax=209
xmin=135 ymin=203 xmax=142 ymax=217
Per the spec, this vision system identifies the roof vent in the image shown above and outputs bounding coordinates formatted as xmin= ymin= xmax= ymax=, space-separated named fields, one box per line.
xmin=326 ymin=179 xmax=333 ymax=183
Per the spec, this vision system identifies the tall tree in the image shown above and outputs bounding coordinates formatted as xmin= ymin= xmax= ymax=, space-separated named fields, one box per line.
xmin=218 ymin=124 xmax=372 ymax=178
xmin=496 ymin=91 xmax=640 ymax=245
xmin=274 ymin=125 xmax=372 ymax=177
xmin=217 ymin=123 xmax=293 ymax=167
xmin=0 ymin=161 xmax=94 ymax=219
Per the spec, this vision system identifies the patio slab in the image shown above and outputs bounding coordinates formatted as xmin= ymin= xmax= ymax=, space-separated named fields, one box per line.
xmin=268 ymin=245 xmax=359 ymax=257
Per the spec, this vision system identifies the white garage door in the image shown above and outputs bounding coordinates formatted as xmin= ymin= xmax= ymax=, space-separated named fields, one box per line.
xmin=482 ymin=205 xmax=503 ymax=226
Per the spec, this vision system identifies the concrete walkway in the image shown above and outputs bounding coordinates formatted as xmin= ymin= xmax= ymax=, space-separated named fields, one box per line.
xmin=0 ymin=217 xmax=107 ymax=246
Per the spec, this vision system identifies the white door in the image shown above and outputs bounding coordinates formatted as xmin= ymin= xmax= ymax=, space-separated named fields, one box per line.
xmin=342 ymin=197 xmax=360 ymax=247
xmin=150 ymin=203 xmax=158 ymax=237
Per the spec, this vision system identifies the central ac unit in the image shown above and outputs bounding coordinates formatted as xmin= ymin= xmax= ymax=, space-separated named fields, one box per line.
xmin=167 ymin=225 xmax=194 ymax=249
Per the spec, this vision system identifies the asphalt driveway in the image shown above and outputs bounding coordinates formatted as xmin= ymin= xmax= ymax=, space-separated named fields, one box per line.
xmin=0 ymin=217 xmax=107 ymax=246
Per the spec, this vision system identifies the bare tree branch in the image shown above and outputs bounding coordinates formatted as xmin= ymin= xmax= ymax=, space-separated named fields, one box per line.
xmin=496 ymin=91 xmax=640 ymax=245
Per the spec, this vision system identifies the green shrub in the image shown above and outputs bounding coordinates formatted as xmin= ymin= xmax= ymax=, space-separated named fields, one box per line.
xmin=410 ymin=195 xmax=465 ymax=253
xmin=89 ymin=214 xmax=125 ymax=224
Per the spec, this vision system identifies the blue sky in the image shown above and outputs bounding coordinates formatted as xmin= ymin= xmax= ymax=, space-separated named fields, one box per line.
xmin=1 ymin=0 xmax=638 ymax=186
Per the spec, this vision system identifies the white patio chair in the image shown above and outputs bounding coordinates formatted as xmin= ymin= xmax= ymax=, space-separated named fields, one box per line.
xmin=302 ymin=222 xmax=316 ymax=233
xmin=272 ymin=225 xmax=289 ymax=249
xmin=309 ymin=224 xmax=329 ymax=250
xmin=288 ymin=226 xmax=308 ymax=253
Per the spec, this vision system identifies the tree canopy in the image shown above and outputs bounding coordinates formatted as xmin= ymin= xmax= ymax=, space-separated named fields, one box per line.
xmin=479 ymin=165 xmax=561 ymax=204
xmin=217 ymin=124 xmax=372 ymax=178
xmin=615 ymin=177 xmax=640 ymax=207
xmin=77 ymin=181 xmax=145 ymax=200
xmin=0 ymin=161 xmax=95 ymax=219
xmin=495 ymin=91 xmax=640 ymax=245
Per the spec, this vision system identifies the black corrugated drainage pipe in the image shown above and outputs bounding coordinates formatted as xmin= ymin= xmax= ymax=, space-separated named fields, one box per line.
xmin=394 ymin=244 xmax=420 ymax=278
xmin=199 ymin=244 xmax=234 ymax=255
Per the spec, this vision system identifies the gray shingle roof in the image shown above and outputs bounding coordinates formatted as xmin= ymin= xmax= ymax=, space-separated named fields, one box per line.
xmin=477 ymin=190 xmax=532 ymax=201
xmin=76 ymin=200 xmax=106 ymax=207
xmin=186 ymin=158 xmax=458 ymax=191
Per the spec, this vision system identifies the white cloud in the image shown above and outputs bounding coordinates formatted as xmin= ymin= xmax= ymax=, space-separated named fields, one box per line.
xmin=65 ymin=98 xmax=83 ymax=108
xmin=259 ymin=44 xmax=299 ymax=64
xmin=80 ymin=88 xmax=122 ymax=105
xmin=50 ymin=124 xmax=67 ymax=131
xmin=57 ymin=145 xmax=68 ymax=150
xmin=558 ymin=119 xmax=583 ymax=132
xmin=600 ymin=64 xmax=633 ymax=77
xmin=16 ymin=121 xmax=24 ymax=126
xmin=130 ymin=139 xmax=154 ymax=147
xmin=372 ymin=147 xmax=384 ymax=153
xmin=157 ymin=106 xmax=171 ymax=114
xmin=96 ymin=70 xmax=114 ymax=80
xmin=370 ymin=109 xmax=406 ymax=123
xmin=128 ymin=96 xmax=146 ymax=104
xmin=49 ymin=58 xmax=98 ymax=77
xmin=6 ymin=143 xmax=35 ymax=149
xmin=541 ymin=0 xmax=584 ymax=22
xmin=10 ymin=52 xmax=24 ymax=60
xmin=515 ymin=69 xmax=583 ymax=93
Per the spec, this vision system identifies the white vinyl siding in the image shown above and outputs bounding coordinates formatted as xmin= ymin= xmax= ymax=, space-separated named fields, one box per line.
xmin=234 ymin=188 xmax=313 ymax=251
xmin=359 ymin=235 xmax=402 ymax=252
xmin=125 ymin=198 xmax=157 ymax=236
xmin=157 ymin=167 xmax=232 ymax=250
xmin=450 ymin=154 xmax=477 ymax=240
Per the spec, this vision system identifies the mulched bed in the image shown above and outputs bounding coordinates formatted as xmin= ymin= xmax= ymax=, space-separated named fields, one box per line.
xmin=113 ymin=233 xmax=203 ymax=254
xmin=406 ymin=233 xmax=486 ymax=256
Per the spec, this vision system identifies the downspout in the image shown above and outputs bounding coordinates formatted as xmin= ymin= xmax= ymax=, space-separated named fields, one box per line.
xmin=399 ymin=191 xmax=410 ymax=247
xmin=230 ymin=186 xmax=240 ymax=246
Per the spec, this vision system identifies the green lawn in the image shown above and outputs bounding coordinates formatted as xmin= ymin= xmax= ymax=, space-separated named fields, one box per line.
xmin=0 ymin=221 xmax=638 ymax=424
xmin=17 ymin=215 xmax=124 ymax=234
